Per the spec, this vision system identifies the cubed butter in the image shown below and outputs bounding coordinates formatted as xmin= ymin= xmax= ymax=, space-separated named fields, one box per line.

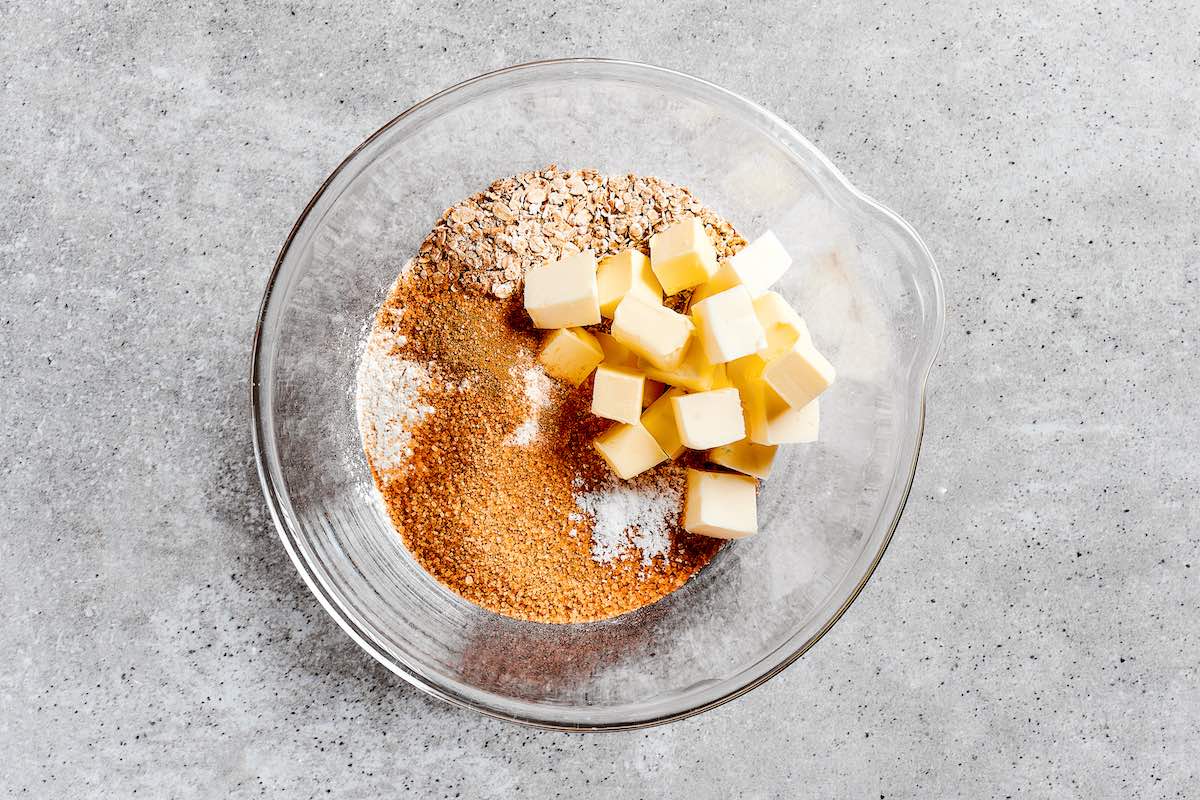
xmin=523 ymin=250 xmax=601 ymax=328
xmin=761 ymin=342 xmax=836 ymax=410
xmin=642 ymin=379 xmax=667 ymax=408
xmin=708 ymin=439 xmax=778 ymax=479
xmin=753 ymin=291 xmax=811 ymax=359
xmin=691 ymin=285 xmax=767 ymax=364
xmin=593 ymin=422 xmax=668 ymax=480
xmin=730 ymin=355 xmax=820 ymax=444
xmin=639 ymin=342 xmax=717 ymax=393
xmin=538 ymin=327 xmax=604 ymax=386
xmin=595 ymin=331 xmax=638 ymax=368
xmin=712 ymin=363 xmax=733 ymax=389
xmin=591 ymin=365 xmax=645 ymax=425
xmin=671 ymin=387 xmax=745 ymax=449
xmin=689 ymin=231 xmax=792 ymax=305
xmin=726 ymin=231 xmax=792 ymax=295
xmin=683 ymin=468 xmax=758 ymax=539
xmin=640 ymin=387 xmax=686 ymax=458
xmin=596 ymin=249 xmax=662 ymax=317
xmin=688 ymin=261 xmax=741 ymax=306
xmin=610 ymin=294 xmax=694 ymax=370
xmin=649 ymin=217 xmax=719 ymax=295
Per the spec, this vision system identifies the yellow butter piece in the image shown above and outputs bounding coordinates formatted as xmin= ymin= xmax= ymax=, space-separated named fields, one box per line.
xmin=729 ymin=354 xmax=820 ymax=444
xmin=712 ymin=363 xmax=733 ymax=389
xmin=683 ymin=468 xmax=758 ymax=539
xmin=642 ymin=379 xmax=667 ymax=408
xmin=593 ymin=422 xmax=668 ymax=480
xmin=762 ymin=342 xmax=835 ymax=410
xmin=523 ymin=250 xmax=601 ymax=329
xmin=708 ymin=439 xmax=778 ymax=479
xmin=537 ymin=327 xmax=604 ymax=386
xmin=610 ymin=294 xmax=694 ymax=370
xmin=688 ymin=261 xmax=742 ymax=306
xmin=639 ymin=342 xmax=717 ymax=393
xmin=726 ymin=231 xmax=792 ymax=295
xmin=595 ymin=331 xmax=638 ymax=368
xmin=753 ymin=291 xmax=811 ymax=359
xmin=596 ymin=249 xmax=662 ymax=318
xmin=689 ymin=231 xmax=792 ymax=305
xmin=670 ymin=387 xmax=745 ymax=449
xmin=591 ymin=365 xmax=645 ymax=424
xmin=640 ymin=387 xmax=686 ymax=458
xmin=649 ymin=217 xmax=719 ymax=295
xmin=691 ymin=285 xmax=767 ymax=364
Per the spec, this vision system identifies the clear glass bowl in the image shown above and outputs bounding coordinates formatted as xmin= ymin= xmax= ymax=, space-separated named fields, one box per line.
xmin=251 ymin=59 xmax=944 ymax=730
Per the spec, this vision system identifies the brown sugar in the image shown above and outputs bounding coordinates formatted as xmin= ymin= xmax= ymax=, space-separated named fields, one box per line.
xmin=358 ymin=166 xmax=745 ymax=623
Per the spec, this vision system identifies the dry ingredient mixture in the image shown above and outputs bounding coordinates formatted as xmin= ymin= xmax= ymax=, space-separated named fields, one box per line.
xmin=357 ymin=166 xmax=746 ymax=623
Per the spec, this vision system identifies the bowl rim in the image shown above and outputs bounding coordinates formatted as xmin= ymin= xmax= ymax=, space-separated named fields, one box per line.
xmin=250 ymin=57 xmax=945 ymax=731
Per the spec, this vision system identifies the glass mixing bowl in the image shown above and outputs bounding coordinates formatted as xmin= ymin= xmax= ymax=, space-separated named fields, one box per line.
xmin=251 ymin=59 xmax=944 ymax=730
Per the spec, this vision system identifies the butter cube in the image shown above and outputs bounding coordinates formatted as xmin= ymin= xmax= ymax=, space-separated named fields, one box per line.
xmin=730 ymin=355 xmax=819 ymax=444
xmin=689 ymin=231 xmax=792 ymax=305
xmin=762 ymin=342 xmax=836 ymax=410
xmin=642 ymin=379 xmax=667 ymax=408
xmin=595 ymin=331 xmax=638 ymax=368
xmin=708 ymin=439 xmax=778 ymax=479
xmin=538 ymin=327 xmax=604 ymax=386
xmin=639 ymin=342 xmax=717 ymax=393
xmin=523 ymin=250 xmax=601 ymax=329
xmin=596 ymin=249 xmax=662 ymax=317
xmin=640 ymin=387 xmax=686 ymax=458
xmin=726 ymin=231 xmax=792 ymax=295
xmin=688 ymin=261 xmax=741 ymax=306
xmin=610 ymin=294 xmax=694 ymax=370
xmin=683 ymin=468 xmax=758 ymax=539
xmin=753 ymin=291 xmax=811 ymax=359
xmin=712 ymin=363 xmax=733 ymax=389
xmin=671 ymin=387 xmax=745 ymax=449
xmin=691 ymin=285 xmax=767 ymax=364
xmin=591 ymin=365 xmax=645 ymax=424
xmin=594 ymin=422 xmax=668 ymax=480
xmin=649 ymin=217 xmax=719 ymax=295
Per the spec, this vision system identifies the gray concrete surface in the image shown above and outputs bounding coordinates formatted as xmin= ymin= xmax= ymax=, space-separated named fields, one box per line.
xmin=2 ymin=1 xmax=1197 ymax=797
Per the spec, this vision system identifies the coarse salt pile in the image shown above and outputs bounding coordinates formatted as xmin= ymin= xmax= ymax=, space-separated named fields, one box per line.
xmin=573 ymin=469 xmax=684 ymax=566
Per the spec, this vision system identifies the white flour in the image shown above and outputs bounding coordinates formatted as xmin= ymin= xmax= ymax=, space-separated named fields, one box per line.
xmin=504 ymin=363 xmax=553 ymax=446
xmin=355 ymin=310 xmax=434 ymax=478
xmin=573 ymin=469 xmax=684 ymax=565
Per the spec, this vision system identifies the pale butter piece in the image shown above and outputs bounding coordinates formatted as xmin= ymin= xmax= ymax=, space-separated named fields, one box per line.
xmin=761 ymin=341 xmax=835 ymax=410
xmin=670 ymin=387 xmax=745 ymax=449
xmin=640 ymin=387 xmax=686 ymax=458
xmin=610 ymin=294 xmax=694 ymax=370
xmin=595 ymin=331 xmax=638 ymax=368
xmin=708 ymin=439 xmax=778 ymax=479
xmin=538 ymin=327 xmax=604 ymax=386
xmin=683 ymin=468 xmax=758 ymax=539
xmin=726 ymin=231 xmax=792 ymax=295
xmin=639 ymin=342 xmax=717 ymax=393
xmin=691 ymin=285 xmax=767 ymax=364
xmin=753 ymin=291 xmax=811 ymax=359
xmin=642 ymin=379 xmax=667 ymax=408
xmin=649 ymin=216 xmax=719 ymax=295
xmin=523 ymin=250 xmax=601 ymax=328
xmin=596 ymin=249 xmax=662 ymax=318
xmin=594 ymin=422 xmax=668 ymax=480
xmin=688 ymin=261 xmax=741 ymax=306
xmin=591 ymin=365 xmax=645 ymax=425
xmin=729 ymin=354 xmax=819 ymax=444
xmin=689 ymin=231 xmax=792 ymax=305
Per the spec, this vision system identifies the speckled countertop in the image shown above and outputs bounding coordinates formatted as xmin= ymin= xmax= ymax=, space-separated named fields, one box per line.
xmin=2 ymin=2 xmax=1197 ymax=797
